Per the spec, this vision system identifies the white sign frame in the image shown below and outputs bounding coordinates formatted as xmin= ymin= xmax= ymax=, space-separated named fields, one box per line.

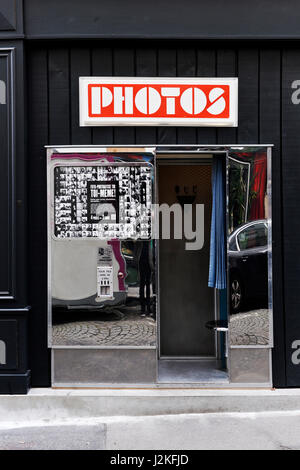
xmin=79 ymin=77 xmax=238 ymax=127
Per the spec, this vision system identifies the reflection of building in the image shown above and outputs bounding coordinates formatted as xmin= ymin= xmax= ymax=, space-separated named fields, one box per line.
xmin=228 ymin=152 xmax=267 ymax=234
xmin=0 ymin=0 xmax=299 ymax=393
xmin=228 ymin=156 xmax=251 ymax=232
xmin=250 ymin=154 xmax=267 ymax=221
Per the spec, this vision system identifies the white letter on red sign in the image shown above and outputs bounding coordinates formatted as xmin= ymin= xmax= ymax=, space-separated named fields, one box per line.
xmin=161 ymin=87 xmax=180 ymax=114
xmin=125 ymin=87 xmax=133 ymax=114
xmin=91 ymin=86 xmax=112 ymax=114
xmin=180 ymin=88 xmax=207 ymax=114
xmin=113 ymin=87 xmax=134 ymax=114
xmin=135 ymin=87 xmax=161 ymax=115
xmin=207 ymin=88 xmax=226 ymax=115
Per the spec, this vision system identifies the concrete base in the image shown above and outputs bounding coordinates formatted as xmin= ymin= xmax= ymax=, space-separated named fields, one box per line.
xmin=0 ymin=388 xmax=300 ymax=423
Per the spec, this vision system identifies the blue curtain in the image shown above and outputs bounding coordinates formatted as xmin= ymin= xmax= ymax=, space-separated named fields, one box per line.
xmin=208 ymin=157 xmax=226 ymax=289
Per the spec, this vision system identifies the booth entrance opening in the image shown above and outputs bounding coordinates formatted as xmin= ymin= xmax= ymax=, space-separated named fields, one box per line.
xmin=157 ymin=154 xmax=228 ymax=384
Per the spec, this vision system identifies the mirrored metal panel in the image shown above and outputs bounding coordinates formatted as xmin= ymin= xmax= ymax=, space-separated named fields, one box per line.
xmin=48 ymin=151 xmax=156 ymax=348
xmin=227 ymin=147 xmax=272 ymax=347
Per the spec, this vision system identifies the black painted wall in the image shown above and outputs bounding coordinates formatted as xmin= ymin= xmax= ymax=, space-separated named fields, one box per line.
xmin=22 ymin=0 xmax=300 ymax=40
xmin=2 ymin=0 xmax=300 ymax=389
xmin=27 ymin=41 xmax=287 ymax=387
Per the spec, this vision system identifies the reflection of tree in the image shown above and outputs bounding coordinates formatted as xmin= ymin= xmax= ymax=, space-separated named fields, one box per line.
xmin=229 ymin=158 xmax=257 ymax=233
xmin=249 ymin=154 xmax=267 ymax=221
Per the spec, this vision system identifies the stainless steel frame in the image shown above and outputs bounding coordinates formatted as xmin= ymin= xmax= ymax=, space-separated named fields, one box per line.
xmin=46 ymin=144 xmax=273 ymax=387
xmin=267 ymin=147 xmax=273 ymax=346
xmin=226 ymin=147 xmax=273 ymax=349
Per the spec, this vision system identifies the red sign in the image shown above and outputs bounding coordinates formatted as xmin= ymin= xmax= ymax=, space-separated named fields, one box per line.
xmin=80 ymin=78 xmax=238 ymax=126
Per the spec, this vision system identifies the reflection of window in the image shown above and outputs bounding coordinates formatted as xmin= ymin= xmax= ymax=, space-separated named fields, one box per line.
xmin=237 ymin=223 xmax=267 ymax=250
xmin=229 ymin=237 xmax=238 ymax=251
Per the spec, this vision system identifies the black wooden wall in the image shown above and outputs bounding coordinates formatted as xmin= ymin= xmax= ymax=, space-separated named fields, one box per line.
xmin=26 ymin=41 xmax=299 ymax=387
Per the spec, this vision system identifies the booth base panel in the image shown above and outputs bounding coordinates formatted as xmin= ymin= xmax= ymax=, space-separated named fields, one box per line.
xmin=229 ymin=348 xmax=271 ymax=384
xmin=52 ymin=348 xmax=272 ymax=388
xmin=52 ymin=348 xmax=157 ymax=385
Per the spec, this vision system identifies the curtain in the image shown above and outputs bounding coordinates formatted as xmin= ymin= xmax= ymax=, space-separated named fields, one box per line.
xmin=250 ymin=153 xmax=267 ymax=220
xmin=208 ymin=157 xmax=226 ymax=290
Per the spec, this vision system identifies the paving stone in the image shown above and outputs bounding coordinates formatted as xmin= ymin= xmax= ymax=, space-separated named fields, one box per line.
xmin=229 ymin=309 xmax=269 ymax=346
xmin=53 ymin=313 xmax=156 ymax=346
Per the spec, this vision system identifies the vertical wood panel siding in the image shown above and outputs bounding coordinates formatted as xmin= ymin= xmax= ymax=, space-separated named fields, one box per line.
xmin=259 ymin=49 xmax=285 ymax=386
xmin=196 ymin=49 xmax=217 ymax=144
xmin=216 ymin=49 xmax=237 ymax=144
xmin=27 ymin=42 xmax=286 ymax=387
xmin=177 ymin=48 xmax=197 ymax=144
xmin=48 ymin=48 xmax=70 ymax=144
xmin=113 ymin=48 xmax=136 ymax=144
xmin=157 ymin=48 xmax=177 ymax=144
xmin=27 ymin=48 xmax=50 ymax=386
xmin=282 ymin=48 xmax=300 ymax=386
xmin=237 ymin=48 xmax=259 ymax=143
xmin=135 ymin=47 xmax=157 ymax=144
xmin=91 ymin=47 xmax=113 ymax=145
xmin=70 ymin=48 xmax=92 ymax=145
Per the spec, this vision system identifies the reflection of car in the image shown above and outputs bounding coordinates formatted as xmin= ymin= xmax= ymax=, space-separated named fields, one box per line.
xmin=228 ymin=219 xmax=269 ymax=313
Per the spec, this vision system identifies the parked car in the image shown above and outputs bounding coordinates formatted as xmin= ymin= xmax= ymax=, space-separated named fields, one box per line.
xmin=228 ymin=219 xmax=269 ymax=313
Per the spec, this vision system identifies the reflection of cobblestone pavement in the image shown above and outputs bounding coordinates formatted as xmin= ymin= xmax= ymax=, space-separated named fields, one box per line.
xmin=52 ymin=313 xmax=156 ymax=347
xmin=229 ymin=309 xmax=269 ymax=346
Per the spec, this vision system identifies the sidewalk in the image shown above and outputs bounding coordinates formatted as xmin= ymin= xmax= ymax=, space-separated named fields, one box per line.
xmin=1 ymin=410 xmax=300 ymax=450
xmin=1 ymin=389 xmax=300 ymax=449
xmin=1 ymin=388 xmax=300 ymax=421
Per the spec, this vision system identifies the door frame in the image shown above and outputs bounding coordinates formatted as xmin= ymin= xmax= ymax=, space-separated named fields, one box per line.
xmin=156 ymin=154 xmax=220 ymax=361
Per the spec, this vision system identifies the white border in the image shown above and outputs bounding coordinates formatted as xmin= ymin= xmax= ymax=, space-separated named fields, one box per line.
xmin=79 ymin=77 xmax=238 ymax=127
